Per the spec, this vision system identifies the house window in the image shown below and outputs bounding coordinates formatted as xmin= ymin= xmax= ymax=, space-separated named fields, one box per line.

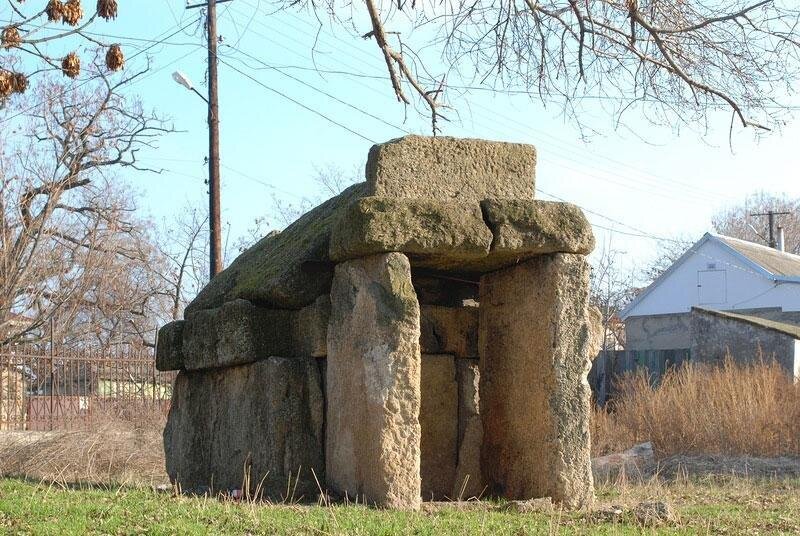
xmin=698 ymin=270 xmax=727 ymax=304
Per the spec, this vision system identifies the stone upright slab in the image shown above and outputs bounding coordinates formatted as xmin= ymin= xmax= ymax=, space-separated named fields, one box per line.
xmin=453 ymin=359 xmax=484 ymax=499
xmin=420 ymin=354 xmax=458 ymax=500
xmin=366 ymin=136 xmax=536 ymax=201
xmin=326 ymin=252 xmax=422 ymax=509
xmin=479 ymin=254 xmax=595 ymax=508
xmin=164 ymin=357 xmax=324 ymax=499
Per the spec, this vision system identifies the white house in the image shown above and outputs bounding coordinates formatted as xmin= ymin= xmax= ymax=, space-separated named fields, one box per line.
xmin=620 ymin=233 xmax=800 ymax=350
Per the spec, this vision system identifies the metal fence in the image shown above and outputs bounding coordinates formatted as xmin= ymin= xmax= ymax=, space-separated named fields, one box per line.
xmin=0 ymin=345 xmax=176 ymax=431
xmin=589 ymin=348 xmax=692 ymax=407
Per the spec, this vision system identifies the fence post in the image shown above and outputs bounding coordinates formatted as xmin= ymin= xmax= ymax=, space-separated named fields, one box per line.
xmin=49 ymin=318 xmax=54 ymax=431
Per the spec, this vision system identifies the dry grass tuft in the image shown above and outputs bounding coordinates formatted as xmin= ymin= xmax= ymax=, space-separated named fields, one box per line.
xmin=592 ymin=359 xmax=800 ymax=458
xmin=0 ymin=408 xmax=167 ymax=487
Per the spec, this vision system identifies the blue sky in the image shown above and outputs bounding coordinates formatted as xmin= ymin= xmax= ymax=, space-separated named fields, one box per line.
xmin=10 ymin=1 xmax=800 ymax=275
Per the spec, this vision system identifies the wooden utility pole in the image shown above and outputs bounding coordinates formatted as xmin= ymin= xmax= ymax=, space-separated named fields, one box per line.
xmin=187 ymin=0 xmax=224 ymax=278
xmin=751 ymin=210 xmax=792 ymax=249
xmin=206 ymin=0 xmax=222 ymax=278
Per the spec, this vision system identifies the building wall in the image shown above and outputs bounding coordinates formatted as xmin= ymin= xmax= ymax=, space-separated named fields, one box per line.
xmin=626 ymin=307 xmax=800 ymax=351
xmin=625 ymin=313 xmax=691 ymax=350
xmin=624 ymin=239 xmax=800 ymax=318
xmin=689 ymin=310 xmax=798 ymax=375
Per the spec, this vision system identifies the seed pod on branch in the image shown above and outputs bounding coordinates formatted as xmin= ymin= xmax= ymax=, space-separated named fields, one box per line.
xmin=62 ymin=0 xmax=84 ymax=26
xmin=105 ymin=43 xmax=124 ymax=71
xmin=11 ymin=73 xmax=28 ymax=93
xmin=46 ymin=0 xmax=65 ymax=22
xmin=97 ymin=0 xmax=118 ymax=20
xmin=0 ymin=71 xmax=13 ymax=98
xmin=1 ymin=26 xmax=21 ymax=49
xmin=62 ymin=52 xmax=81 ymax=78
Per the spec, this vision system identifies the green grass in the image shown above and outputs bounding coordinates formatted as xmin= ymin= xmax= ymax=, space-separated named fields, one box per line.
xmin=1 ymin=477 xmax=799 ymax=535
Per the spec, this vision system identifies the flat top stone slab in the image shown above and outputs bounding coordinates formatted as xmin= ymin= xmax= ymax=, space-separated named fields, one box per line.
xmin=366 ymin=136 xmax=536 ymax=201
xmin=330 ymin=197 xmax=492 ymax=268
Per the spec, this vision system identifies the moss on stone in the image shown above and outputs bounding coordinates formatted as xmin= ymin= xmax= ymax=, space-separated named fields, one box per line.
xmin=185 ymin=183 xmax=368 ymax=314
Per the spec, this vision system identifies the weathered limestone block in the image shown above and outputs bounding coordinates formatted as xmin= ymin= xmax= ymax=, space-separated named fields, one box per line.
xmin=420 ymin=354 xmax=458 ymax=501
xmin=326 ymin=252 xmax=422 ymax=509
xmin=185 ymin=183 xmax=367 ymax=314
xmin=292 ymin=295 xmax=330 ymax=358
xmin=420 ymin=305 xmax=479 ymax=358
xmin=164 ymin=356 xmax=324 ymax=499
xmin=182 ymin=299 xmax=295 ymax=370
xmin=366 ymin=136 xmax=536 ymax=201
xmin=481 ymin=200 xmax=595 ymax=256
xmin=156 ymin=320 xmax=185 ymax=371
xmin=330 ymin=197 xmax=492 ymax=269
xmin=453 ymin=359 xmax=484 ymax=499
xmin=479 ymin=254 xmax=595 ymax=508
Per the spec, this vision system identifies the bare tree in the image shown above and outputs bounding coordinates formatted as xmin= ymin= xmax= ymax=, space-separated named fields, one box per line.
xmin=713 ymin=192 xmax=800 ymax=254
xmin=0 ymin=63 xmax=171 ymax=348
xmin=278 ymin=0 xmax=800 ymax=134
xmin=1 ymin=0 xmax=125 ymax=100
xmin=155 ymin=204 xmax=210 ymax=321
xmin=590 ymin=242 xmax=637 ymax=352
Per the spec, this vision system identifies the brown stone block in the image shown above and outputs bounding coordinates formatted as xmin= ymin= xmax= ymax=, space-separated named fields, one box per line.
xmin=326 ymin=252 xmax=422 ymax=509
xmin=420 ymin=305 xmax=479 ymax=359
xmin=420 ymin=354 xmax=458 ymax=500
xmin=453 ymin=358 xmax=484 ymax=499
xmin=479 ymin=254 xmax=594 ymax=508
xmin=156 ymin=320 xmax=185 ymax=371
xmin=366 ymin=135 xmax=536 ymax=201
xmin=163 ymin=356 xmax=325 ymax=499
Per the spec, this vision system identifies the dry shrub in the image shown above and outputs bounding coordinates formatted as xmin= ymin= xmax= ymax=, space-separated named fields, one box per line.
xmin=592 ymin=359 xmax=800 ymax=458
xmin=0 ymin=407 xmax=168 ymax=486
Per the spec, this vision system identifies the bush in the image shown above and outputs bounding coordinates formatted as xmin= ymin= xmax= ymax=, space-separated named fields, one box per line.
xmin=592 ymin=360 xmax=800 ymax=458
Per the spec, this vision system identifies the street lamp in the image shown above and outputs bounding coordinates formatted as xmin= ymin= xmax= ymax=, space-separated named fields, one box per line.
xmin=172 ymin=70 xmax=222 ymax=279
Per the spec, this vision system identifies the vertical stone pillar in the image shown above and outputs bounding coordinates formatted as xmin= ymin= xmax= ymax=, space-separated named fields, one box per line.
xmin=479 ymin=254 xmax=595 ymax=508
xmin=326 ymin=252 xmax=422 ymax=509
xmin=420 ymin=354 xmax=458 ymax=500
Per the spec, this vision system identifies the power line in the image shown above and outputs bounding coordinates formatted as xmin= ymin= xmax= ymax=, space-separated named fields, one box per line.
xmin=221 ymin=43 xmax=413 ymax=136
xmin=222 ymin=7 xmax=734 ymax=206
xmin=216 ymin=55 xmax=378 ymax=144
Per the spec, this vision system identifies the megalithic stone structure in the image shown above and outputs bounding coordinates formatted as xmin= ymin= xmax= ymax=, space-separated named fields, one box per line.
xmin=156 ymin=135 xmax=601 ymax=510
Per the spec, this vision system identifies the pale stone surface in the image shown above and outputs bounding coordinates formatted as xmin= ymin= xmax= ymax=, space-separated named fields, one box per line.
xmin=156 ymin=320 xmax=185 ymax=371
xmin=326 ymin=252 xmax=422 ymax=509
xmin=592 ymin=442 xmax=655 ymax=483
xmin=481 ymin=200 xmax=594 ymax=256
xmin=420 ymin=306 xmax=479 ymax=358
xmin=182 ymin=299 xmax=295 ymax=370
xmin=420 ymin=354 xmax=458 ymax=501
xmin=479 ymin=254 xmax=595 ymax=508
xmin=185 ymin=183 xmax=367 ymax=314
xmin=366 ymin=136 xmax=536 ymax=201
xmin=292 ymin=295 xmax=330 ymax=358
xmin=163 ymin=357 xmax=324 ymax=499
xmin=330 ymin=197 xmax=492 ymax=269
xmin=453 ymin=359 xmax=484 ymax=499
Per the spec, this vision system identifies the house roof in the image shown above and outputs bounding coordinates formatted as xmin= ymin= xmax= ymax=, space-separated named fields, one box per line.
xmin=620 ymin=232 xmax=800 ymax=319
xmin=692 ymin=307 xmax=800 ymax=340
xmin=716 ymin=235 xmax=800 ymax=278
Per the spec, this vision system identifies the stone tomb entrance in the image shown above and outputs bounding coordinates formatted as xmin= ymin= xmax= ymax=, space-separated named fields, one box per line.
xmin=157 ymin=135 xmax=600 ymax=510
